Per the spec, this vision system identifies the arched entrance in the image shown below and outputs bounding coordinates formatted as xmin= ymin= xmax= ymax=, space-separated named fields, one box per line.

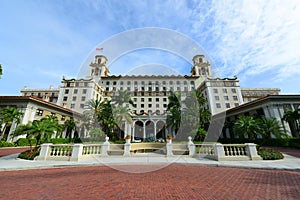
xmin=134 ymin=121 xmax=144 ymax=141
xmin=156 ymin=121 xmax=166 ymax=139
xmin=145 ymin=120 xmax=155 ymax=141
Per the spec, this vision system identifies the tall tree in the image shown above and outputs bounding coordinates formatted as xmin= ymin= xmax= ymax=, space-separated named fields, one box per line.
xmin=112 ymin=90 xmax=134 ymax=106
xmin=64 ymin=119 xmax=76 ymax=138
xmin=0 ymin=107 xmax=24 ymax=140
xmin=182 ymin=90 xmax=211 ymax=141
xmin=12 ymin=123 xmax=35 ymax=151
xmin=166 ymin=92 xmax=181 ymax=136
xmin=282 ymin=109 xmax=300 ymax=137
xmin=258 ymin=117 xmax=286 ymax=139
xmin=29 ymin=119 xmax=56 ymax=145
xmin=233 ymin=115 xmax=259 ymax=140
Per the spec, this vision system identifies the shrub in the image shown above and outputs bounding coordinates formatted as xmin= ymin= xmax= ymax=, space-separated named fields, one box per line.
xmin=0 ymin=141 xmax=15 ymax=147
xmin=18 ymin=147 xmax=40 ymax=160
xmin=15 ymin=138 xmax=37 ymax=147
xmin=257 ymin=147 xmax=284 ymax=160
xmin=288 ymin=138 xmax=300 ymax=149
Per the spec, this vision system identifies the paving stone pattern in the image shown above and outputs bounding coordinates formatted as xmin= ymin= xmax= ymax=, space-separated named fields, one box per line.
xmin=0 ymin=147 xmax=30 ymax=157
xmin=0 ymin=164 xmax=299 ymax=200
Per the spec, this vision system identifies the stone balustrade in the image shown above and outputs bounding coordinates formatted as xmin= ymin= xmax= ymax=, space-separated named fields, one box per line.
xmin=36 ymin=137 xmax=262 ymax=161
xmin=189 ymin=143 xmax=262 ymax=161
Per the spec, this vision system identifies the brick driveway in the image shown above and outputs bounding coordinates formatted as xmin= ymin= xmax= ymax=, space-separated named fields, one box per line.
xmin=0 ymin=147 xmax=30 ymax=157
xmin=0 ymin=164 xmax=299 ymax=200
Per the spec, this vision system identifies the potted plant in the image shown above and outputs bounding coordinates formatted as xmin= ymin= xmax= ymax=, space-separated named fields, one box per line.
xmin=166 ymin=135 xmax=173 ymax=143
xmin=125 ymin=135 xmax=131 ymax=143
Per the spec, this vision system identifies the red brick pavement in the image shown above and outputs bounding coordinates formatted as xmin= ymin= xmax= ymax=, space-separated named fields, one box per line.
xmin=0 ymin=164 xmax=299 ymax=200
xmin=0 ymin=147 xmax=30 ymax=157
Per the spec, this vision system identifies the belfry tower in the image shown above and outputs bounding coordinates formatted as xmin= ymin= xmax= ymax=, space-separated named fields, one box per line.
xmin=191 ymin=55 xmax=211 ymax=77
xmin=88 ymin=55 xmax=109 ymax=81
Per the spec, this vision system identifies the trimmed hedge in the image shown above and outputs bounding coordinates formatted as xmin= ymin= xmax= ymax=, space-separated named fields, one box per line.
xmin=0 ymin=141 xmax=16 ymax=147
xmin=218 ymin=138 xmax=300 ymax=148
xmin=15 ymin=137 xmax=82 ymax=146
xmin=257 ymin=147 xmax=284 ymax=160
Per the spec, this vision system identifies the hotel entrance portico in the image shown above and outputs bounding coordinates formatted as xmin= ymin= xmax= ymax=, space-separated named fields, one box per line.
xmin=132 ymin=116 xmax=167 ymax=141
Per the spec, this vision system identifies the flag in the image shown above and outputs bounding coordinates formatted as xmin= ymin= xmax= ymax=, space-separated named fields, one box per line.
xmin=96 ymin=47 xmax=103 ymax=51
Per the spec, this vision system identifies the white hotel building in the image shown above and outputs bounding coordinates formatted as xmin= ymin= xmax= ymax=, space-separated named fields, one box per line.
xmin=20 ymin=54 xmax=282 ymax=140
xmin=56 ymin=55 xmax=245 ymax=139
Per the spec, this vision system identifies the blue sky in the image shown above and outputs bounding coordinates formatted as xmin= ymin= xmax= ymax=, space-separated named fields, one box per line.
xmin=1 ymin=0 xmax=300 ymax=95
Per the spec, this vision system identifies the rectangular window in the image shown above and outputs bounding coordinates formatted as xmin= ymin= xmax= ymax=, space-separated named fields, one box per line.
xmin=224 ymin=96 xmax=229 ymax=101
xmin=163 ymin=98 xmax=167 ymax=102
xmin=214 ymin=96 xmax=219 ymax=100
xmin=163 ymin=104 xmax=167 ymax=108
xmin=141 ymin=92 xmax=144 ymax=96
xmin=225 ymin=103 xmax=230 ymax=108
xmin=80 ymin=104 xmax=85 ymax=108
xmin=149 ymin=104 xmax=152 ymax=108
xmin=234 ymin=103 xmax=239 ymax=107
xmin=233 ymin=96 xmax=238 ymax=101
xmin=81 ymin=96 xmax=86 ymax=101
xmin=72 ymin=96 xmax=76 ymax=101
xmin=231 ymin=88 xmax=236 ymax=93
xmin=141 ymin=104 xmax=144 ymax=108
xmin=61 ymin=115 xmax=65 ymax=121
xmin=141 ymin=98 xmax=144 ymax=102
xmin=71 ymin=104 xmax=75 ymax=109
xmin=63 ymin=96 xmax=68 ymax=101
xmin=156 ymin=98 xmax=159 ymax=102
xmin=177 ymin=87 xmax=180 ymax=91
xmin=223 ymin=89 xmax=227 ymax=93
xmin=65 ymin=89 xmax=69 ymax=94
xmin=74 ymin=89 xmax=78 ymax=94
xmin=84 ymin=82 xmax=88 ymax=87
xmin=148 ymin=92 xmax=152 ymax=96
xmin=83 ymin=89 xmax=87 ymax=94
xmin=213 ymin=89 xmax=218 ymax=94
xmin=156 ymin=104 xmax=159 ymax=108
xmin=216 ymin=103 xmax=221 ymax=108
xmin=148 ymin=98 xmax=152 ymax=102
xmin=134 ymin=98 xmax=137 ymax=102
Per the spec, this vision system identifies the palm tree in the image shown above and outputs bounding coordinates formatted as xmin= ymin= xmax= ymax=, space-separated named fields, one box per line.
xmin=12 ymin=123 xmax=35 ymax=151
xmin=282 ymin=109 xmax=300 ymax=137
xmin=182 ymin=90 xmax=211 ymax=141
xmin=233 ymin=115 xmax=259 ymax=140
xmin=87 ymin=98 xmax=104 ymax=127
xmin=64 ymin=119 xmax=76 ymax=138
xmin=113 ymin=106 xmax=132 ymax=128
xmin=29 ymin=119 xmax=56 ymax=145
xmin=166 ymin=92 xmax=181 ymax=136
xmin=0 ymin=107 xmax=24 ymax=140
xmin=258 ymin=117 xmax=286 ymax=139
xmin=112 ymin=90 xmax=134 ymax=106
xmin=44 ymin=116 xmax=64 ymax=138
xmin=98 ymin=101 xmax=117 ymax=138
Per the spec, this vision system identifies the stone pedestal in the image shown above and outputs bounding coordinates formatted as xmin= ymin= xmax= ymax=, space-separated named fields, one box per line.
xmin=123 ymin=143 xmax=131 ymax=156
xmin=166 ymin=143 xmax=173 ymax=156
xmin=36 ymin=143 xmax=52 ymax=160
xmin=70 ymin=144 xmax=83 ymax=161
xmin=245 ymin=143 xmax=262 ymax=160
